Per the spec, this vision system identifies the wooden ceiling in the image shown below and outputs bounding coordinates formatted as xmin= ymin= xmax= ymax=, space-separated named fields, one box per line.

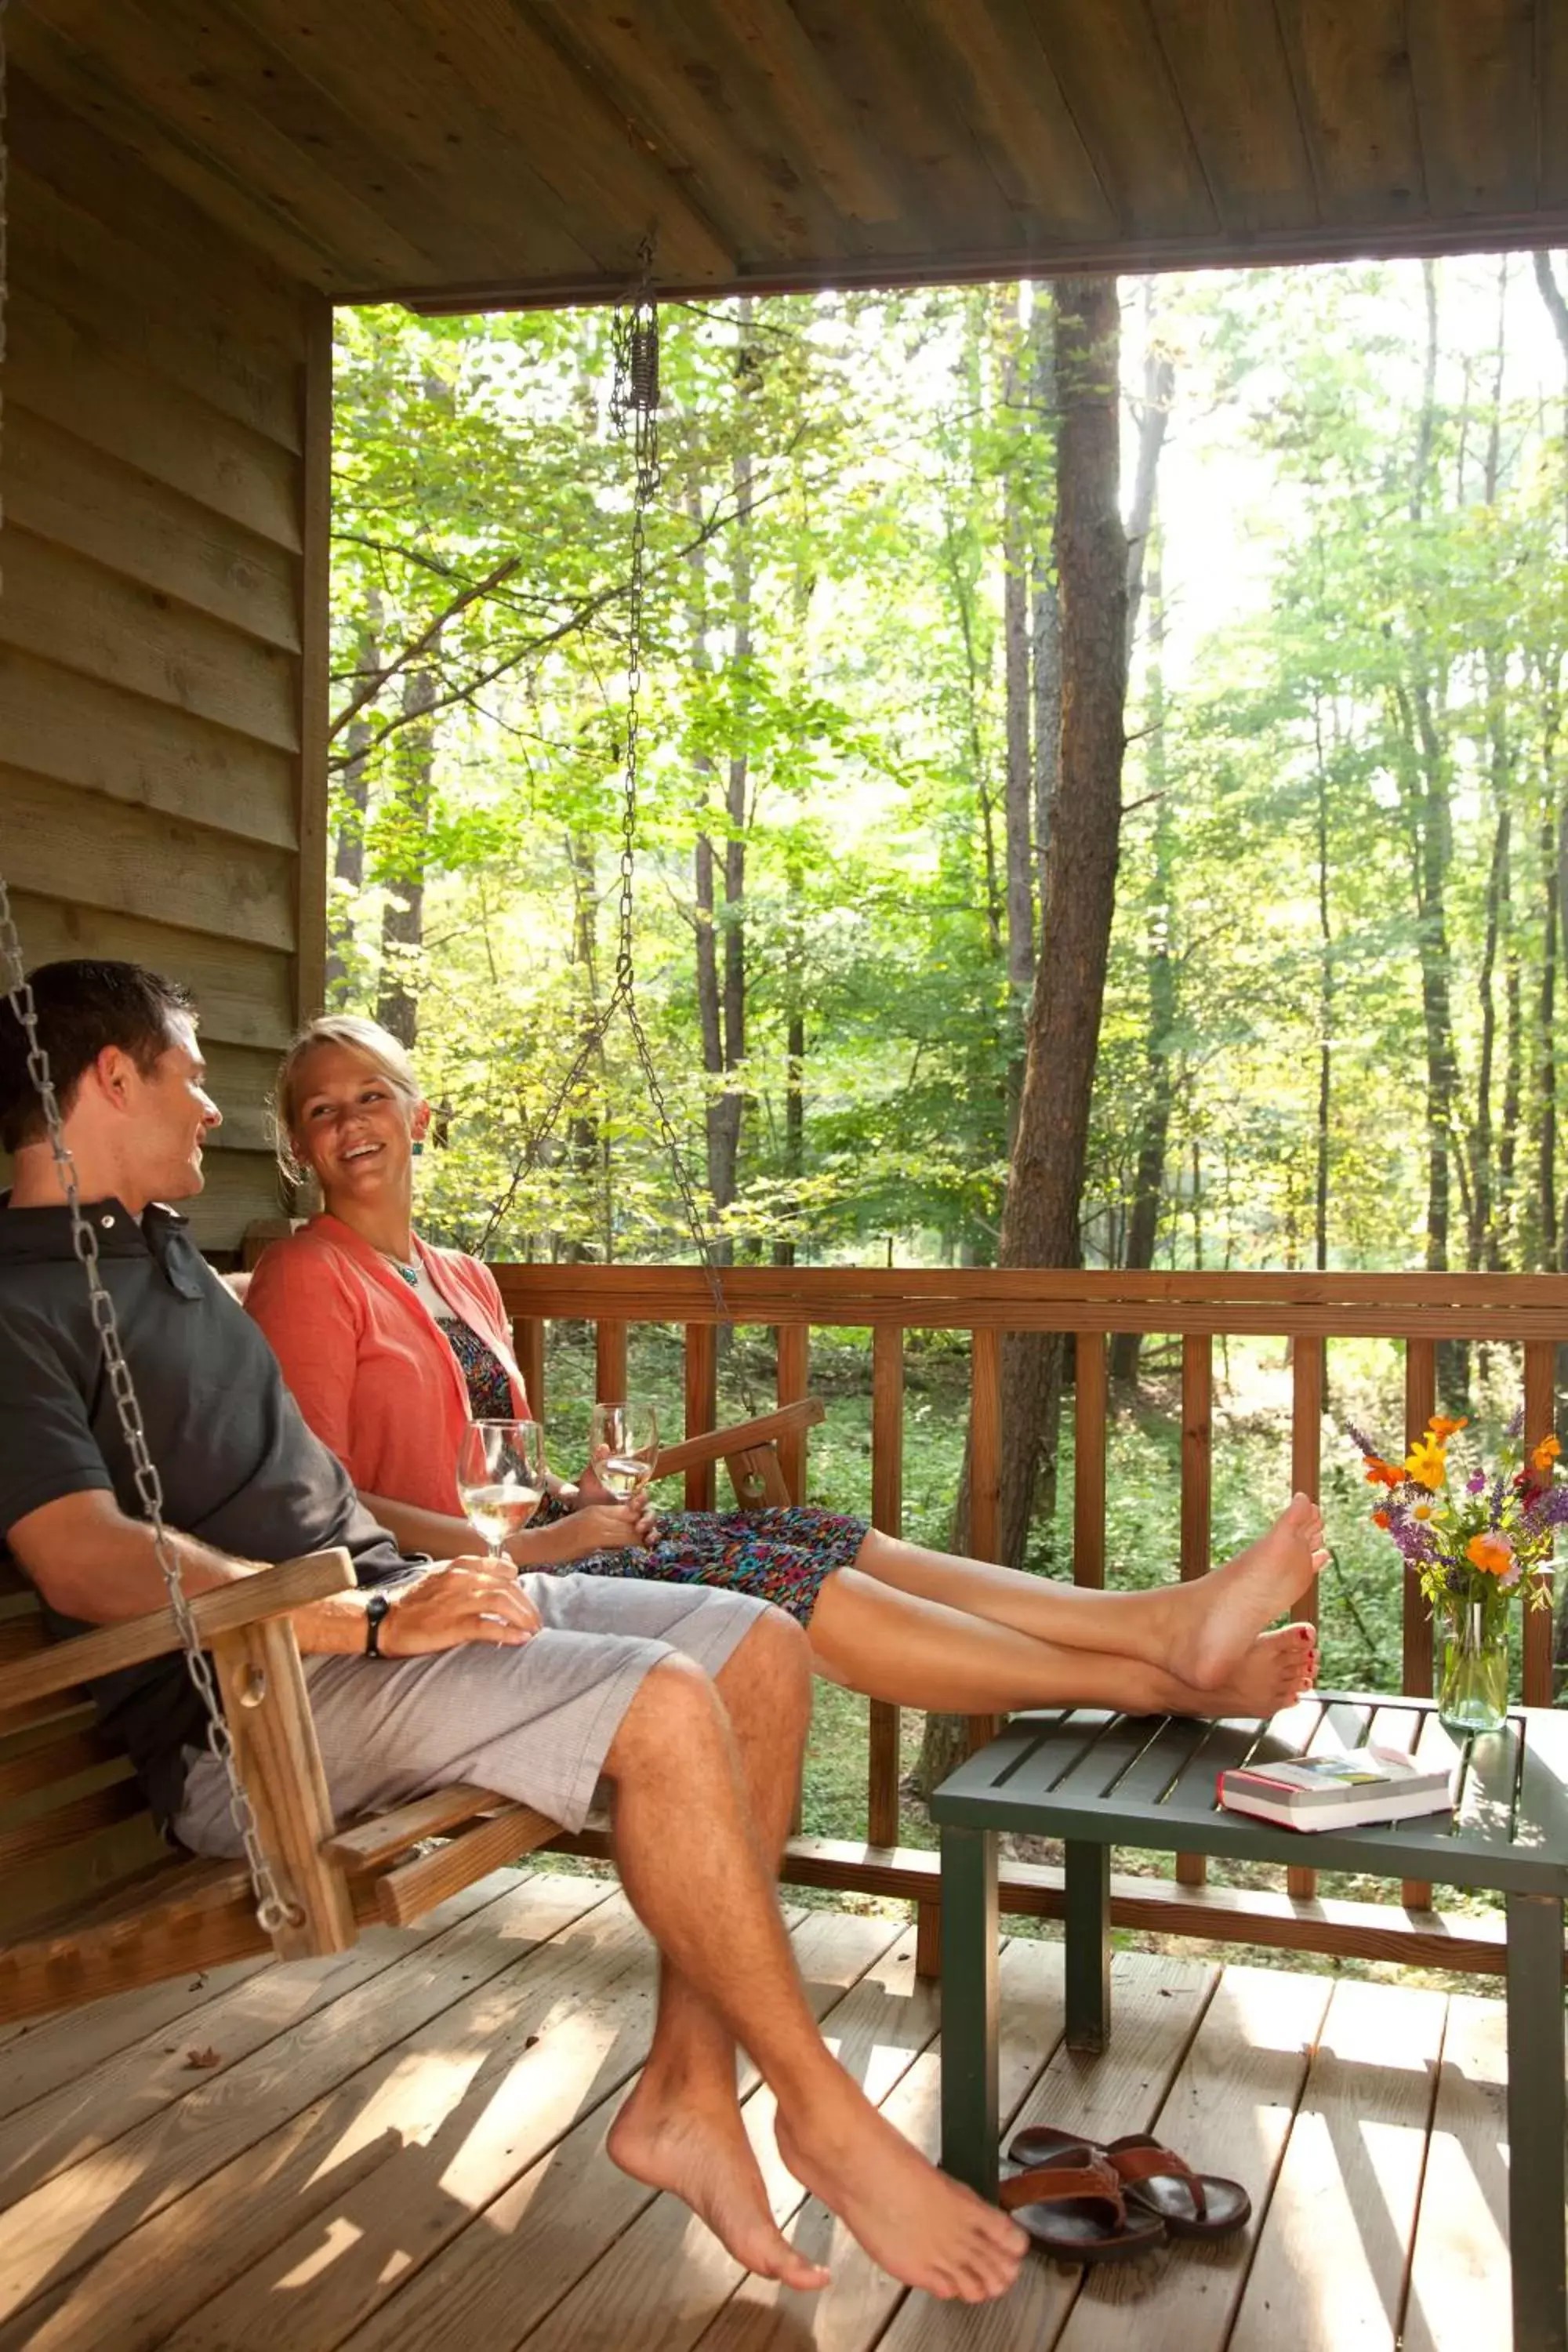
xmin=15 ymin=2 xmax=1568 ymax=311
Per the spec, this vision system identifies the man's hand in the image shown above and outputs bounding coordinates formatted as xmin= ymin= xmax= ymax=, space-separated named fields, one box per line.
xmin=375 ymin=1562 xmax=543 ymax=1657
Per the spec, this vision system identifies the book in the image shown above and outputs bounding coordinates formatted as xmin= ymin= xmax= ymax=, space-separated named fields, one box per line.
xmin=1216 ymin=1744 xmax=1454 ymax=1832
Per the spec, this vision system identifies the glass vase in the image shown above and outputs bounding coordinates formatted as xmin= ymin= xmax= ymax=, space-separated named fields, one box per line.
xmin=1436 ymin=1591 xmax=1511 ymax=1737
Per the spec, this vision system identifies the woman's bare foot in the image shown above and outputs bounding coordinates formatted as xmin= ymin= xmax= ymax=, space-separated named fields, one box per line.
xmin=1192 ymin=1622 xmax=1317 ymax=1718
xmin=775 ymin=2085 xmax=1025 ymax=2303
xmin=1167 ymin=1497 xmax=1327 ymax=1693
xmin=608 ymin=2071 xmax=830 ymax=2291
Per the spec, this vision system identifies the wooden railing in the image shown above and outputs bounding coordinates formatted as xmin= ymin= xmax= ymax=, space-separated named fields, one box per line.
xmin=495 ymin=1263 xmax=1564 ymax=1975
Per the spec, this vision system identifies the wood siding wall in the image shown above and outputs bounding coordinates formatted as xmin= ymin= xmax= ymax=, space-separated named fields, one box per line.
xmin=1 ymin=73 xmax=329 ymax=1250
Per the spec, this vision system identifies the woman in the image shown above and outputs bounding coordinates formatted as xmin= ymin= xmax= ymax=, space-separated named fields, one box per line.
xmin=245 ymin=1015 xmax=1324 ymax=1722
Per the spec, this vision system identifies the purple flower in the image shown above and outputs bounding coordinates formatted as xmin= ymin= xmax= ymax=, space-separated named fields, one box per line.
xmin=1345 ymin=1421 xmax=1382 ymax=1458
xmin=1507 ymin=1405 xmax=1526 ymax=1439
xmin=1466 ymin=1471 xmax=1486 ymax=1494
xmin=1490 ymin=1472 xmax=1508 ymax=1526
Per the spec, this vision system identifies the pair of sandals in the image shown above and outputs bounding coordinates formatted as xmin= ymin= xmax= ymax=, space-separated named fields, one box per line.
xmin=1000 ymin=2125 xmax=1251 ymax=2264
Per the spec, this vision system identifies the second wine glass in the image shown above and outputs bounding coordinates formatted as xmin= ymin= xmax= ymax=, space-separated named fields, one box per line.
xmin=590 ymin=1402 xmax=659 ymax=1502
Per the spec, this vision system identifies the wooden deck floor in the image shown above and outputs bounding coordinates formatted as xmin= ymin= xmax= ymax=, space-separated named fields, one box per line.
xmin=0 ymin=1866 xmax=1518 ymax=2352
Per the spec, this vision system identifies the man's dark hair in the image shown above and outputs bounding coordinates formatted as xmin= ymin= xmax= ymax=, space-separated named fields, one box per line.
xmin=0 ymin=961 xmax=194 ymax=1154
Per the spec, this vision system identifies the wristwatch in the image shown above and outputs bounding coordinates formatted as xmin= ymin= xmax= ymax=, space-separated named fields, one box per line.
xmin=363 ymin=1588 xmax=393 ymax=1658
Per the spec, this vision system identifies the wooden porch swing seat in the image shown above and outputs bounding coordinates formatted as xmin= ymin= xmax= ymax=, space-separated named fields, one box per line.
xmin=0 ymin=1396 xmax=822 ymax=2025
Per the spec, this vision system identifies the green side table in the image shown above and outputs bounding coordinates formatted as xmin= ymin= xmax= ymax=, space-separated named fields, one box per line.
xmin=934 ymin=1693 xmax=1568 ymax=2352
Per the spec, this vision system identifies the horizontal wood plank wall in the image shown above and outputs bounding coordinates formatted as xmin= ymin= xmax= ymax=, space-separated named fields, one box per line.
xmin=0 ymin=73 xmax=327 ymax=1252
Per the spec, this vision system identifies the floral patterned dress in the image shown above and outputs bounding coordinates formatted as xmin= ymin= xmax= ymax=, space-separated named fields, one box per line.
xmin=397 ymin=1266 xmax=866 ymax=1624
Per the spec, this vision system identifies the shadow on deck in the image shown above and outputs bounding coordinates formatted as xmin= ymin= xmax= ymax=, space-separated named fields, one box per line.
xmin=0 ymin=1865 xmax=1515 ymax=2352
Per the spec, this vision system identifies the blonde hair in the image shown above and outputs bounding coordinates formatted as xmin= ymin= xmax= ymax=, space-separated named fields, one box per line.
xmin=274 ymin=1014 xmax=422 ymax=1180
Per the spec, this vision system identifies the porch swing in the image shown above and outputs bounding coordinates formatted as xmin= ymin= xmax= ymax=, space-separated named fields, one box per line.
xmin=0 ymin=174 xmax=819 ymax=2016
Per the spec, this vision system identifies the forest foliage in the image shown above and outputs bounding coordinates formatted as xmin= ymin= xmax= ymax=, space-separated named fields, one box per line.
xmin=327 ymin=256 xmax=1568 ymax=1304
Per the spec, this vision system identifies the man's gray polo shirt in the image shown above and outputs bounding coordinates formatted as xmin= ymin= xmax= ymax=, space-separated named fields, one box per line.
xmin=0 ymin=1196 xmax=408 ymax=1824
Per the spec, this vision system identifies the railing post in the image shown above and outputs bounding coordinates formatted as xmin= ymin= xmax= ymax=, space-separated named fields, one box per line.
xmin=1074 ymin=1330 xmax=1107 ymax=1588
xmin=1523 ymin=1341 xmax=1557 ymax=1708
xmin=684 ymin=1322 xmax=717 ymax=1512
xmin=775 ymin=1323 xmax=810 ymax=1502
xmin=595 ymin=1319 xmax=628 ymax=1404
xmin=1288 ymin=1334 xmax=1325 ymax=1902
xmin=511 ymin=1316 xmax=545 ymax=1424
xmin=1177 ymin=1333 xmax=1212 ymax=1889
xmin=967 ymin=1327 xmax=1003 ymax=1757
xmin=1403 ymin=1337 xmax=1437 ymax=1910
xmin=869 ymin=1326 xmax=905 ymax=1846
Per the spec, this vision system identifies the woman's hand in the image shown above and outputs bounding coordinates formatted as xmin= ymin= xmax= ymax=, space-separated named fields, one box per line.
xmin=508 ymin=1500 xmax=658 ymax=1566
xmin=375 ymin=1563 xmax=542 ymax=1656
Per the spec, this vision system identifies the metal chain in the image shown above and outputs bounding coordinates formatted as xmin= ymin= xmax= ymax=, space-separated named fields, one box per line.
xmin=483 ymin=239 xmax=741 ymax=1370
xmin=0 ymin=881 xmax=299 ymax=1936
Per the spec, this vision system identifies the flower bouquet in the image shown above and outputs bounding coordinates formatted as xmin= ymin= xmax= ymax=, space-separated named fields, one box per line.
xmin=1347 ymin=1410 xmax=1563 ymax=1735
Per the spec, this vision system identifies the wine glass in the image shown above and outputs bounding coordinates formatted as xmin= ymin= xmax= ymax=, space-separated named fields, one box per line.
xmin=589 ymin=1402 xmax=659 ymax=1504
xmin=456 ymin=1419 xmax=546 ymax=1561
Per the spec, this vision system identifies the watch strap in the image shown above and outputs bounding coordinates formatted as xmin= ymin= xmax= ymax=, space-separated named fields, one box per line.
xmin=364 ymin=1588 xmax=392 ymax=1658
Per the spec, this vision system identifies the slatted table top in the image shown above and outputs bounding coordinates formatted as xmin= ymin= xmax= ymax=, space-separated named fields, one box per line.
xmin=931 ymin=1693 xmax=1568 ymax=1896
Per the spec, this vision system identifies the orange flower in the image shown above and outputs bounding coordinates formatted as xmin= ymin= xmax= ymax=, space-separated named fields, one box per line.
xmin=1428 ymin=1414 xmax=1468 ymax=1441
xmin=1371 ymin=1508 xmax=1392 ymax=1530
xmin=1466 ymin=1533 xmax=1515 ymax=1578
xmin=1530 ymin=1434 xmax=1561 ymax=1473
xmin=1363 ymin=1457 xmax=1403 ymax=1489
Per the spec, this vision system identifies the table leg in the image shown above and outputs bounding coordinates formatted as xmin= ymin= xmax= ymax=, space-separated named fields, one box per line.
xmin=1505 ymin=1892 xmax=1566 ymax=2352
xmin=1065 ymin=1840 xmax=1111 ymax=2053
xmin=939 ymin=1822 xmax=999 ymax=2197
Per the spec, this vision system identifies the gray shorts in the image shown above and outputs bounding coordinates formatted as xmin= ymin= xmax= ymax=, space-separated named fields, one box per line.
xmin=172 ymin=1569 xmax=768 ymax=1854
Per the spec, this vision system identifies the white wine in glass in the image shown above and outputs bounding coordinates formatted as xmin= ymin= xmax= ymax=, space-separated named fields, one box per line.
xmin=457 ymin=1419 xmax=546 ymax=1559
xmin=590 ymin=1403 xmax=659 ymax=1502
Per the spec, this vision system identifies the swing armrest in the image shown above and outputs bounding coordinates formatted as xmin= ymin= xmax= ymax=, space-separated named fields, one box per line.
xmin=0 ymin=1549 xmax=356 ymax=1713
xmin=650 ymin=1397 xmax=825 ymax=1480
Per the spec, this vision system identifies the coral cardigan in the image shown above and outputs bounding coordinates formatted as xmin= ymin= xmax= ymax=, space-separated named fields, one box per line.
xmin=244 ymin=1214 xmax=529 ymax=1517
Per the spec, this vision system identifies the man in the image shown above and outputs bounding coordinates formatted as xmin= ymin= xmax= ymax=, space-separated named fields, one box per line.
xmin=0 ymin=960 xmax=1025 ymax=2305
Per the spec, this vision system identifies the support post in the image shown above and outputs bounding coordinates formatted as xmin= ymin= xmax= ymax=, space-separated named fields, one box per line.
xmin=1504 ymin=1892 xmax=1567 ymax=2352
xmin=1063 ymin=1839 xmax=1111 ymax=2053
xmin=938 ymin=1823 xmax=999 ymax=2196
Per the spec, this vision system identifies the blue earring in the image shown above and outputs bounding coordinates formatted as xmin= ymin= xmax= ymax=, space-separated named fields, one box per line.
xmin=412 ymin=1139 xmax=424 ymax=1157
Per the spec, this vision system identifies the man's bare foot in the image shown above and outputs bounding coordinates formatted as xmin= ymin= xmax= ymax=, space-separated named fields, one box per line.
xmin=1193 ymin=1622 xmax=1317 ymax=1718
xmin=1167 ymin=1496 xmax=1327 ymax=1693
xmin=608 ymin=2071 xmax=829 ymax=2291
xmin=775 ymin=2086 xmax=1025 ymax=2303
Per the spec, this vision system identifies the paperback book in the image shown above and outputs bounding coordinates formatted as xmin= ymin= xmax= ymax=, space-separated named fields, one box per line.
xmin=1217 ymin=1744 xmax=1454 ymax=1832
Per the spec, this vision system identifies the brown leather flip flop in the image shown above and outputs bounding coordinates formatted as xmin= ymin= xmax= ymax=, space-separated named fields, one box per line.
xmin=999 ymin=2151 xmax=1167 ymax=2265
xmin=1007 ymin=2125 xmax=1251 ymax=2241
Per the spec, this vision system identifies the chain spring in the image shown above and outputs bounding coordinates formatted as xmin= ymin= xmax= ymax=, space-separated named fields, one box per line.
xmin=0 ymin=877 xmax=299 ymax=1938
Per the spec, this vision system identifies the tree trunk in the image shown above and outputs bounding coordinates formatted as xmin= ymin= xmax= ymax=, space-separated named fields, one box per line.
xmin=998 ymin=286 xmax=1036 ymax=1006
xmin=993 ymin=278 xmax=1127 ymax=1563
xmin=564 ymin=829 xmax=606 ymax=1262
xmin=325 ymin=601 xmax=382 ymax=1005
xmin=1030 ymin=293 xmax=1060 ymax=931
xmin=1110 ymin=540 xmax=1172 ymax=1386
xmin=376 ymin=658 xmax=437 ymax=1049
xmin=1123 ymin=299 xmax=1174 ymax=669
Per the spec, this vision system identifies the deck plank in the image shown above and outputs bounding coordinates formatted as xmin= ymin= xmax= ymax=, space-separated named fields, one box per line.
xmin=1227 ymin=1976 xmax=1447 ymax=2351
xmin=0 ymin=1875 xmax=1528 ymax=2352
xmin=336 ymin=1909 xmax=907 ymax=2352
xmin=1051 ymin=1963 xmax=1334 ymax=2352
xmin=0 ymin=1952 xmax=270 ymax=2123
xmin=1400 ymin=1994 xmax=1513 ymax=2352
xmin=0 ymin=1871 xmax=616 ymax=2345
